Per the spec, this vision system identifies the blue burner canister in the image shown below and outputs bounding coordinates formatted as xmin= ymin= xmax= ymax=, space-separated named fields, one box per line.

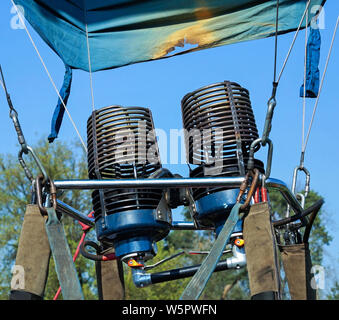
xmin=194 ymin=188 xmax=243 ymax=236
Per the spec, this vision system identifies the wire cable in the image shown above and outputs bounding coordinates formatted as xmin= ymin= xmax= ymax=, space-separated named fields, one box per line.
xmin=84 ymin=0 xmax=95 ymax=112
xmin=261 ymin=1 xmax=312 ymax=145
xmin=302 ymin=15 xmax=339 ymax=153
xmin=10 ymin=0 xmax=88 ymax=153
xmin=302 ymin=7 xmax=309 ymax=156
xmin=273 ymin=0 xmax=280 ymax=83
xmin=277 ymin=0 xmax=312 ymax=84
xmin=0 ymin=77 xmax=5 ymax=91
xmin=85 ymin=23 xmax=95 ymax=112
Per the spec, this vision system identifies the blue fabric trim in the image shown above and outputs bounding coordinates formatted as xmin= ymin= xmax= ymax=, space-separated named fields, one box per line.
xmin=48 ymin=65 xmax=72 ymax=143
xmin=300 ymin=26 xmax=321 ymax=98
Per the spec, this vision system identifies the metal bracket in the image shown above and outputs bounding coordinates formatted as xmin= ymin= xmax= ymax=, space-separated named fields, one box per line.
xmin=155 ymin=192 xmax=172 ymax=224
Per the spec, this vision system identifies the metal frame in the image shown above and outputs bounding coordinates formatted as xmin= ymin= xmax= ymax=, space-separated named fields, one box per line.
xmin=54 ymin=176 xmax=245 ymax=190
xmin=55 ymin=175 xmax=303 ymax=226
xmin=56 ymin=199 xmax=95 ymax=227
xmin=53 ymin=174 xmax=305 ymax=288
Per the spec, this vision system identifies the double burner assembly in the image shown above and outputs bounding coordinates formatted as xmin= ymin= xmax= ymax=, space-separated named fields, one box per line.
xmin=87 ymin=81 xmax=263 ymax=263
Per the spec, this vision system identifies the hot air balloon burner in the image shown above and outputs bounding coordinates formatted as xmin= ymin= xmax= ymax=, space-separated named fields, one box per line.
xmin=181 ymin=81 xmax=264 ymax=234
xmin=87 ymin=105 xmax=171 ymax=261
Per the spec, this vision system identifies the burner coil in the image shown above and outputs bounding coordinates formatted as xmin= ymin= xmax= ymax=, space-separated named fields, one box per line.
xmin=87 ymin=105 xmax=170 ymax=258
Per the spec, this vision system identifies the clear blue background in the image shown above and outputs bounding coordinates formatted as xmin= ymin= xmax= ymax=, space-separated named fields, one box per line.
xmin=0 ymin=1 xmax=338 ymax=294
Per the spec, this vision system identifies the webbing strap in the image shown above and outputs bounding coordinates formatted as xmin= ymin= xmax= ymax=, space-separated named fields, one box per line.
xmin=180 ymin=203 xmax=242 ymax=300
xmin=45 ymin=208 xmax=84 ymax=300
xmin=48 ymin=64 xmax=73 ymax=143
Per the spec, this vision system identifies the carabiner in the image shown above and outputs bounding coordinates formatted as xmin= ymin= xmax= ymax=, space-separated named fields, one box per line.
xmin=285 ymin=166 xmax=310 ymax=218
xmin=35 ymin=174 xmax=57 ymax=216
xmin=291 ymin=165 xmax=310 ymax=198
xmin=248 ymin=138 xmax=273 ymax=179
xmin=261 ymin=97 xmax=277 ymax=146
xmin=18 ymin=146 xmax=48 ymax=183
xmin=296 ymin=193 xmax=306 ymax=209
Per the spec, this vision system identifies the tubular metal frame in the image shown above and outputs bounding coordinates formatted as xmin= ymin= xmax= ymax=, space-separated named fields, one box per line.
xmin=53 ymin=174 xmax=306 ymax=288
xmin=56 ymin=199 xmax=95 ymax=227
xmin=54 ymin=175 xmax=303 ymax=224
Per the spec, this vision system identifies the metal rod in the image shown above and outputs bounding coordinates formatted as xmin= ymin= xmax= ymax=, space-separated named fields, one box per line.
xmin=56 ymin=199 xmax=95 ymax=227
xmin=170 ymin=221 xmax=213 ymax=231
xmin=53 ymin=175 xmax=303 ymax=220
xmin=53 ymin=176 xmax=303 ymax=216
xmin=265 ymin=178 xmax=303 ymax=214
xmin=150 ymin=259 xmax=232 ymax=285
xmin=53 ymin=177 xmax=245 ymax=190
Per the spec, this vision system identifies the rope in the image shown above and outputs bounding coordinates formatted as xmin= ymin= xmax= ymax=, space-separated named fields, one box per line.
xmin=10 ymin=0 xmax=88 ymax=153
xmin=302 ymin=15 xmax=339 ymax=153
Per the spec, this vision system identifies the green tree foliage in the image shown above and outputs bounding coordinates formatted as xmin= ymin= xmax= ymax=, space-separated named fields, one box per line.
xmin=0 ymin=137 xmax=97 ymax=299
xmin=327 ymin=281 xmax=339 ymax=300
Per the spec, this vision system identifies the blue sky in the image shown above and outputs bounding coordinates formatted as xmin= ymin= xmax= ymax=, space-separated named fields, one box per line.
xmin=0 ymin=1 xmax=338 ymax=294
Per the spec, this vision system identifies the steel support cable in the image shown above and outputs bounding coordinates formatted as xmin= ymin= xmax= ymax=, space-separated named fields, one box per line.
xmin=0 ymin=76 xmax=5 ymax=91
xmin=85 ymin=23 xmax=95 ymax=112
xmin=84 ymin=1 xmax=95 ymax=112
xmin=302 ymin=15 xmax=339 ymax=154
xmin=262 ymin=1 xmax=312 ymax=146
xmin=0 ymin=64 xmax=32 ymax=162
xmin=1 ymin=67 xmax=50 ymax=183
xmin=0 ymin=65 xmax=15 ymax=112
xmin=285 ymin=8 xmax=310 ymax=220
xmin=273 ymin=0 xmax=280 ymax=84
xmin=302 ymin=10 xmax=310 ymax=158
xmin=276 ymin=0 xmax=312 ymax=84
xmin=10 ymin=0 xmax=87 ymax=153
xmin=287 ymin=5 xmax=331 ymax=223
xmin=261 ymin=0 xmax=279 ymax=146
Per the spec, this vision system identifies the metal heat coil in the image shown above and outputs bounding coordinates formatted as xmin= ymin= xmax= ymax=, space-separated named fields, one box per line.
xmin=87 ymin=105 xmax=163 ymax=219
xmin=181 ymin=81 xmax=264 ymax=200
